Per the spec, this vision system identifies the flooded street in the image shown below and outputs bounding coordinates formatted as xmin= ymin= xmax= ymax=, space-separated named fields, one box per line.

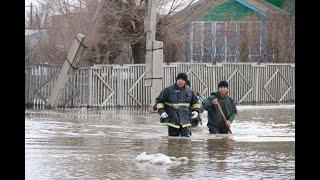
xmin=25 ymin=105 xmax=295 ymax=179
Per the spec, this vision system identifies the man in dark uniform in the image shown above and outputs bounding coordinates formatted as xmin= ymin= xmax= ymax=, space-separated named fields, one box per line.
xmin=156 ymin=73 xmax=201 ymax=137
xmin=203 ymin=81 xmax=237 ymax=134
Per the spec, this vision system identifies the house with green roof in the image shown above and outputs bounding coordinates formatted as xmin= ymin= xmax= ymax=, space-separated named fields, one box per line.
xmin=182 ymin=0 xmax=294 ymax=63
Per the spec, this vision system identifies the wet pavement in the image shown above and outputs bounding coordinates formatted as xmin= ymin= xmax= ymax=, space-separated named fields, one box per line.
xmin=25 ymin=105 xmax=295 ymax=179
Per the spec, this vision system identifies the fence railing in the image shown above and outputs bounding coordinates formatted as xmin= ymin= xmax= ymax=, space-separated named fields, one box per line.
xmin=25 ymin=63 xmax=295 ymax=108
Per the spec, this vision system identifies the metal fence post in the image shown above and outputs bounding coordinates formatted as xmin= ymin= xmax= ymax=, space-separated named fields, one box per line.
xmin=88 ymin=67 xmax=93 ymax=107
xmin=254 ymin=65 xmax=259 ymax=103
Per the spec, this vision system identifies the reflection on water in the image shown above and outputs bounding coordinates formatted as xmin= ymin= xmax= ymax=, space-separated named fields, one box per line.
xmin=25 ymin=106 xmax=295 ymax=179
xmin=207 ymin=138 xmax=232 ymax=172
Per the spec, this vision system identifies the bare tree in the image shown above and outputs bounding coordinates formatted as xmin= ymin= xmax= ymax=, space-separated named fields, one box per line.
xmin=264 ymin=13 xmax=295 ymax=63
xmin=25 ymin=0 xmax=216 ymax=65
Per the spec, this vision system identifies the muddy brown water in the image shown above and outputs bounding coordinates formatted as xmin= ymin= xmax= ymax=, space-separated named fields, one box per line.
xmin=25 ymin=105 xmax=294 ymax=179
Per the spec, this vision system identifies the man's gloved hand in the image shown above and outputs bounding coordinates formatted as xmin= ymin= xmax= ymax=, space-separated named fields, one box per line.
xmin=160 ymin=112 xmax=168 ymax=118
xmin=191 ymin=111 xmax=198 ymax=119
xmin=211 ymin=98 xmax=219 ymax=105
xmin=225 ymin=120 xmax=231 ymax=127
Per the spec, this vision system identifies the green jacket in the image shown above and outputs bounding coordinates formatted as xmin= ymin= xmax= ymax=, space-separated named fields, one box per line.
xmin=203 ymin=92 xmax=237 ymax=128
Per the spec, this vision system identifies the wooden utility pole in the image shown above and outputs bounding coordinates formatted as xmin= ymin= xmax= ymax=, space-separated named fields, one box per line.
xmin=144 ymin=0 xmax=157 ymax=87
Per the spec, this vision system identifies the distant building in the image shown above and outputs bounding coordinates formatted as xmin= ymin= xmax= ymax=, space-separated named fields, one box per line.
xmin=178 ymin=0 xmax=294 ymax=63
xmin=25 ymin=29 xmax=48 ymax=46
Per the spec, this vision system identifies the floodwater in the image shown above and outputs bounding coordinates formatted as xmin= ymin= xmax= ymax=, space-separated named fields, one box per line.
xmin=25 ymin=105 xmax=295 ymax=179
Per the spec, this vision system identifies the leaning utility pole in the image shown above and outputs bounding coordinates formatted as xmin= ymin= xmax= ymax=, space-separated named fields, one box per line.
xmin=48 ymin=0 xmax=106 ymax=108
xmin=144 ymin=0 xmax=163 ymax=102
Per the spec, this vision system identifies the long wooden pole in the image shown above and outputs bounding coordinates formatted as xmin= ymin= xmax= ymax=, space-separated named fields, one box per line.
xmin=216 ymin=103 xmax=232 ymax=134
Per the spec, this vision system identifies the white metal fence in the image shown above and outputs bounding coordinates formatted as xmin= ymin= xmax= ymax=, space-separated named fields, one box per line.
xmin=190 ymin=21 xmax=265 ymax=63
xmin=189 ymin=21 xmax=294 ymax=63
xmin=25 ymin=63 xmax=295 ymax=108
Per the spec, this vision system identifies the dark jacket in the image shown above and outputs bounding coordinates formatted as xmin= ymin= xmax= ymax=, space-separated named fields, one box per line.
xmin=156 ymin=84 xmax=200 ymax=129
xmin=203 ymin=92 xmax=237 ymax=129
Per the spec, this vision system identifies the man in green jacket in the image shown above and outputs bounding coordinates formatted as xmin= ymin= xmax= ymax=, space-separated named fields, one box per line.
xmin=203 ymin=81 xmax=237 ymax=134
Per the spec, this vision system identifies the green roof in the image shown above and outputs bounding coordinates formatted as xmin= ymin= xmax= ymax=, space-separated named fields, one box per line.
xmin=197 ymin=0 xmax=263 ymax=21
xmin=196 ymin=0 xmax=294 ymax=21
xmin=265 ymin=0 xmax=283 ymax=8
xmin=263 ymin=0 xmax=295 ymax=15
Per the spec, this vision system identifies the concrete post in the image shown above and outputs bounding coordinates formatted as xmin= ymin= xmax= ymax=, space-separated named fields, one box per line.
xmin=48 ymin=33 xmax=85 ymax=108
xmin=144 ymin=0 xmax=157 ymax=87
xmin=151 ymin=40 xmax=163 ymax=101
